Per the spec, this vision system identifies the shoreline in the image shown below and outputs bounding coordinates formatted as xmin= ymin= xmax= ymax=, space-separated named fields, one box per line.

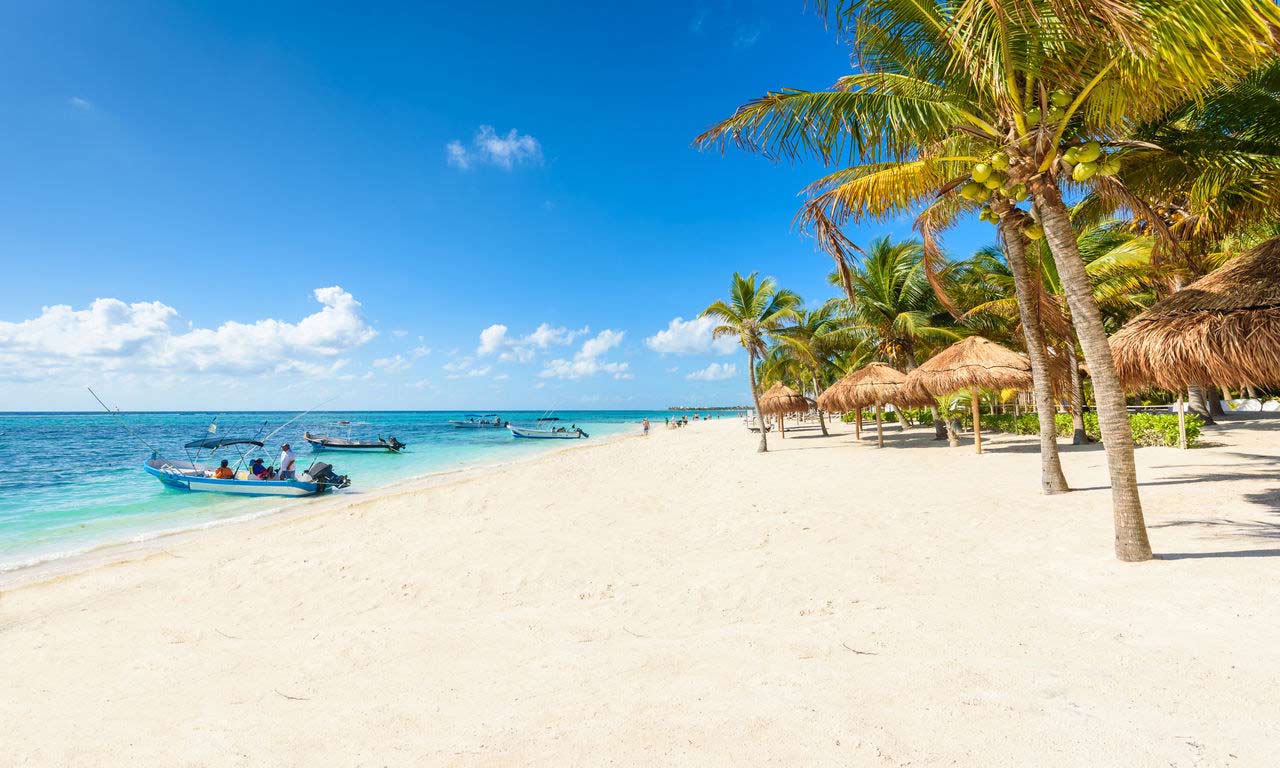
xmin=0 ymin=424 xmax=642 ymax=590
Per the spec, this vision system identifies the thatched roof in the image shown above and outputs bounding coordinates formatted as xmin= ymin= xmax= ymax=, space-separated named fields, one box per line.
xmin=1111 ymin=236 xmax=1280 ymax=390
xmin=816 ymin=379 xmax=845 ymax=411
xmin=758 ymin=382 xmax=811 ymax=415
xmin=837 ymin=363 xmax=909 ymax=409
xmin=908 ymin=336 xmax=1034 ymax=395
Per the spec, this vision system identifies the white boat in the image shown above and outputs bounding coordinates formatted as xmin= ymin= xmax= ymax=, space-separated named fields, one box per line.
xmin=449 ymin=414 xmax=505 ymax=428
xmin=507 ymin=424 xmax=588 ymax=439
xmin=143 ymin=437 xmax=350 ymax=497
xmin=304 ymin=431 xmax=406 ymax=452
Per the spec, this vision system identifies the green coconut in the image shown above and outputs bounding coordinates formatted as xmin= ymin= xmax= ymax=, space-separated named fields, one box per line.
xmin=1072 ymin=161 xmax=1098 ymax=182
xmin=1099 ymin=157 xmax=1122 ymax=177
xmin=1011 ymin=184 xmax=1029 ymax=202
xmin=960 ymin=181 xmax=983 ymax=200
xmin=1025 ymin=223 xmax=1045 ymax=240
xmin=1050 ymin=91 xmax=1071 ymax=108
xmin=983 ymin=175 xmax=1003 ymax=189
xmin=1063 ymin=146 xmax=1080 ymax=164
xmin=990 ymin=152 xmax=1010 ymax=171
xmin=971 ymin=163 xmax=993 ymax=182
xmin=1076 ymin=141 xmax=1102 ymax=163
xmin=1047 ymin=107 xmax=1065 ymax=124
xmin=1026 ymin=107 xmax=1041 ymax=127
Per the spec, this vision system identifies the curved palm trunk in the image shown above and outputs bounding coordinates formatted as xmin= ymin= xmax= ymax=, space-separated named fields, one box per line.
xmin=1209 ymin=387 xmax=1226 ymax=418
xmin=931 ymin=406 xmax=946 ymax=440
xmin=812 ymin=376 xmax=829 ymax=436
xmin=998 ymin=217 xmax=1069 ymax=493
xmin=1031 ymin=182 xmax=1152 ymax=562
xmin=748 ymin=353 xmax=767 ymax=453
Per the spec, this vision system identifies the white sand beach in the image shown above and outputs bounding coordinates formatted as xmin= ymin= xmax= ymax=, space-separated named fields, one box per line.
xmin=3 ymin=416 xmax=1279 ymax=766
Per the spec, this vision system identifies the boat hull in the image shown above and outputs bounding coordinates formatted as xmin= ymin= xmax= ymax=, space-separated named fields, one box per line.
xmin=144 ymin=459 xmax=326 ymax=497
xmin=507 ymin=425 xmax=586 ymax=439
xmin=303 ymin=433 xmax=404 ymax=452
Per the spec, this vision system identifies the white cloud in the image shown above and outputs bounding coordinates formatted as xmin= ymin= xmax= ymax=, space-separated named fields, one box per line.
xmin=68 ymin=96 xmax=93 ymax=111
xmin=373 ymin=354 xmax=412 ymax=373
xmin=540 ymin=329 xmax=630 ymax=380
xmin=445 ymin=126 xmax=543 ymax=171
xmin=442 ymin=356 xmax=491 ymax=379
xmin=686 ymin=362 xmax=737 ymax=381
xmin=477 ymin=324 xmax=509 ymax=356
xmin=476 ymin=321 xmax=586 ymax=362
xmin=391 ymin=329 xmax=408 ymax=338
xmin=645 ymin=315 xmax=738 ymax=356
xmin=665 ymin=366 xmax=679 ymax=374
xmin=411 ymin=344 xmax=431 ymax=358
xmin=0 ymin=286 xmax=376 ymax=382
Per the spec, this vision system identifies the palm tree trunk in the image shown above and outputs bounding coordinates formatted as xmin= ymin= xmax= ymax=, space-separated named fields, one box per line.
xmin=971 ymin=386 xmax=983 ymax=454
xmin=1065 ymin=340 xmax=1088 ymax=444
xmin=874 ymin=403 xmax=884 ymax=448
xmin=855 ymin=409 xmax=862 ymax=440
xmin=813 ymin=376 xmax=829 ymax=436
xmin=931 ymin=406 xmax=946 ymax=440
xmin=1188 ymin=385 xmax=1215 ymax=424
xmin=748 ymin=353 xmax=767 ymax=453
xmin=1031 ymin=182 xmax=1152 ymax=562
xmin=998 ymin=217 xmax=1069 ymax=493
xmin=1209 ymin=387 xmax=1226 ymax=418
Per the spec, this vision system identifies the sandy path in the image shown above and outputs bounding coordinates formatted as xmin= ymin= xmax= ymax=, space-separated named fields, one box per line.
xmin=2 ymin=416 xmax=1279 ymax=766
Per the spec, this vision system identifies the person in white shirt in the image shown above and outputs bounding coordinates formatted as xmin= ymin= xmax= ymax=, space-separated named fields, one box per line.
xmin=278 ymin=443 xmax=297 ymax=480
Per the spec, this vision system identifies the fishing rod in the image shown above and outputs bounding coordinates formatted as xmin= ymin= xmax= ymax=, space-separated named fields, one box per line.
xmin=87 ymin=387 xmax=162 ymax=454
xmin=260 ymin=395 xmax=338 ymax=446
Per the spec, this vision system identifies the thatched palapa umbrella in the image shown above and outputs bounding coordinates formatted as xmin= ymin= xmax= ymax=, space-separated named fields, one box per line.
xmin=838 ymin=363 xmax=912 ymax=448
xmin=757 ymin=382 xmax=809 ymax=438
xmin=907 ymin=336 xmax=1034 ymax=454
xmin=1110 ymin=236 xmax=1280 ymax=448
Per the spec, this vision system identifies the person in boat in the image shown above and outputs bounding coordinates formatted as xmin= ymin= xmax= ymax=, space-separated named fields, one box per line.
xmin=279 ymin=443 xmax=297 ymax=480
xmin=213 ymin=459 xmax=235 ymax=480
xmin=250 ymin=458 xmax=271 ymax=479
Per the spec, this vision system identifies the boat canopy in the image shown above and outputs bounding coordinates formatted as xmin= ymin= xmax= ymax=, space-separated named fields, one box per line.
xmin=463 ymin=413 xmax=498 ymax=417
xmin=183 ymin=437 xmax=266 ymax=449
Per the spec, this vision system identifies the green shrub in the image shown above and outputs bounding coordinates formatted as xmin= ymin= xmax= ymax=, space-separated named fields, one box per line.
xmin=841 ymin=407 xmax=934 ymax=425
xmin=977 ymin=411 xmax=1201 ymax=447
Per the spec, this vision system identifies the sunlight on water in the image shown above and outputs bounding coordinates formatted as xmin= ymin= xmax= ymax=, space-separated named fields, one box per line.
xmin=0 ymin=410 xmax=683 ymax=571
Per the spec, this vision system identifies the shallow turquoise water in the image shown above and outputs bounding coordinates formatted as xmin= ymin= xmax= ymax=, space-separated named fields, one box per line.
xmin=0 ymin=410 xmax=676 ymax=571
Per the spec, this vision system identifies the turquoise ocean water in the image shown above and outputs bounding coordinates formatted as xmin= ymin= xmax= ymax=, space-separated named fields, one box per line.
xmin=0 ymin=410 xmax=678 ymax=572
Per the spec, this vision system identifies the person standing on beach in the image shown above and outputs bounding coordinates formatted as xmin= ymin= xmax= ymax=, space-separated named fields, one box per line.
xmin=279 ymin=443 xmax=296 ymax=480
xmin=642 ymin=418 xmax=650 ymax=436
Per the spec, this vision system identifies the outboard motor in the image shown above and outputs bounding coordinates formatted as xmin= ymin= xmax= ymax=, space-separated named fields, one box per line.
xmin=387 ymin=436 xmax=406 ymax=452
xmin=300 ymin=461 xmax=351 ymax=492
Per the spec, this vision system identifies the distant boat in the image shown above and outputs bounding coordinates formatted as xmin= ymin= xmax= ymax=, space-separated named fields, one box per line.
xmin=507 ymin=424 xmax=588 ymax=440
xmin=303 ymin=432 xmax=406 ymax=452
xmin=449 ymin=414 xmax=505 ymax=428
xmin=144 ymin=437 xmax=350 ymax=497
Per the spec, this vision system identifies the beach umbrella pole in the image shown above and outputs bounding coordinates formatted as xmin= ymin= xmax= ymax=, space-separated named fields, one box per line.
xmin=875 ymin=403 xmax=884 ymax=448
xmin=855 ymin=409 xmax=861 ymax=440
xmin=971 ymin=386 xmax=983 ymax=454
xmin=1177 ymin=393 xmax=1187 ymax=450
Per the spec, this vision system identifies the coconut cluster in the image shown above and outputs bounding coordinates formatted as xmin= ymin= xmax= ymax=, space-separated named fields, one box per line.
xmin=1026 ymin=90 xmax=1072 ymax=129
xmin=959 ymin=151 xmax=1037 ymax=236
xmin=1061 ymin=140 xmax=1121 ymax=182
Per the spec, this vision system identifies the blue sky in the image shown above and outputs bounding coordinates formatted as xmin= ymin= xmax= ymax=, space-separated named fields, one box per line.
xmin=0 ymin=1 xmax=989 ymax=410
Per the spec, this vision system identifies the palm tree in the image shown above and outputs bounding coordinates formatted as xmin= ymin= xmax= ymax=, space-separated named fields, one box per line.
xmin=697 ymin=0 xmax=1280 ymax=561
xmin=701 ymin=273 xmax=802 ymax=452
xmin=774 ymin=302 xmax=850 ymax=436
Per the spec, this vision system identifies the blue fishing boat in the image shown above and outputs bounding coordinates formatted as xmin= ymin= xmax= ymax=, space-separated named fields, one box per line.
xmin=143 ymin=437 xmax=350 ymax=497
